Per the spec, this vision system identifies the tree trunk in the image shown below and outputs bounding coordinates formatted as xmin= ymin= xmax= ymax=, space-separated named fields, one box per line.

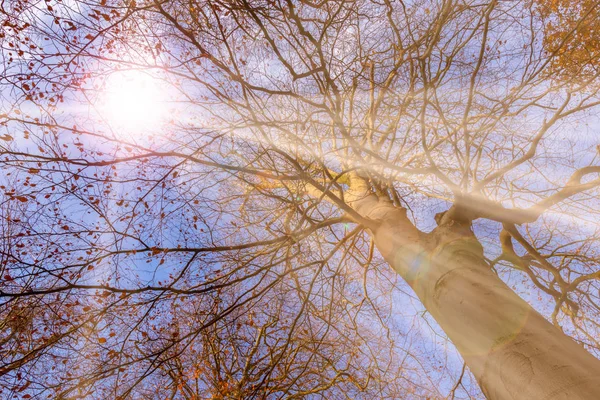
xmin=363 ymin=200 xmax=600 ymax=399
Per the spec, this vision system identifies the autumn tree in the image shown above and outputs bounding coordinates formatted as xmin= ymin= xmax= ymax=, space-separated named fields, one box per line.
xmin=3 ymin=0 xmax=600 ymax=398
xmin=537 ymin=0 xmax=600 ymax=79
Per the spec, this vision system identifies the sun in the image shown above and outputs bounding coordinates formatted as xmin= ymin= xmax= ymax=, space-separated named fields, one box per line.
xmin=100 ymin=70 xmax=167 ymax=132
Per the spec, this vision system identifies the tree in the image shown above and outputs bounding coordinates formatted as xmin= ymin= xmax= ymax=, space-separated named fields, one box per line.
xmin=2 ymin=0 xmax=600 ymax=398
xmin=537 ymin=0 xmax=600 ymax=79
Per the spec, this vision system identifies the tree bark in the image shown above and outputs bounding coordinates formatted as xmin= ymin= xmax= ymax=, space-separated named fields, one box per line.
xmin=359 ymin=197 xmax=600 ymax=399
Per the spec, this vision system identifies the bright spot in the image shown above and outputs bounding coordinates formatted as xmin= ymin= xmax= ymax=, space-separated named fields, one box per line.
xmin=100 ymin=71 xmax=166 ymax=132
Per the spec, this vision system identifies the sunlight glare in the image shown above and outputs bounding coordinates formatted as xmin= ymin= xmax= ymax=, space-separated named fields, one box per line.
xmin=101 ymin=71 xmax=166 ymax=132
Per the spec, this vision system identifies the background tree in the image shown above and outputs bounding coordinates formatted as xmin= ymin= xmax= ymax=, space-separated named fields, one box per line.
xmin=537 ymin=0 xmax=600 ymax=79
xmin=2 ymin=0 xmax=600 ymax=398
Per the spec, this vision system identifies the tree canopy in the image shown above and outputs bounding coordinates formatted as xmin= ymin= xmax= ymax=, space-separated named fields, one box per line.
xmin=2 ymin=0 xmax=600 ymax=399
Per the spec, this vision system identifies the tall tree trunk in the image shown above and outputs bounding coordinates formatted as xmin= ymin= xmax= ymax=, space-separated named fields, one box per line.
xmin=354 ymin=193 xmax=600 ymax=399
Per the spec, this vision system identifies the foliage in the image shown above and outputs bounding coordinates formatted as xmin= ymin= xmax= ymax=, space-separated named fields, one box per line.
xmin=538 ymin=0 xmax=600 ymax=79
